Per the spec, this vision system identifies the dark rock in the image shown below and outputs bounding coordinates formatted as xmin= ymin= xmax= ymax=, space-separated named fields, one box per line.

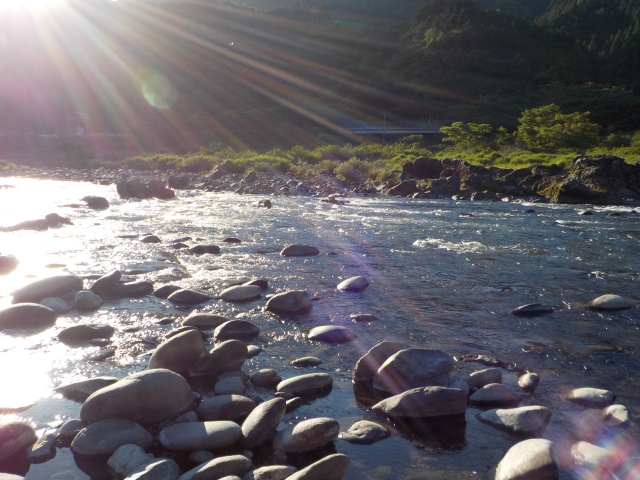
xmin=179 ymin=455 xmax=252 ymax=480
xmin=82 ymin=196 xmax=109 ymax=210
xmin=189 ymin=244 xmax=221 ymax=255
xmin=281 ymin=245 xmax=319 ymax=257
xmin=284 ymin=453 xmax=349 ymax=480
xmin=241 ymin=397 xmax=286 ymax=448
xmin=353 ymin=341 xmax=404 ymax=382
xmin=71 ymin=418 xmax=152 ymax=456
xmin=250 ymin=369 xmax=282 ymax=389
xmin=308 ymin=326 xmax=357 ymax=344
xmin=510 ymin=303 xmax=554 ymax=317
xmin=339 ymin=421 xmax=390 ymax=445
xmin=190 ymin=340 xmax=248 ymax=377
xmin=196 ymin=395 xmax=256 ymax=422
xmin=159 ymin=421 xmax=242 ymax=452
xmin=350 ymin=313 xmax=377 ymax=322
xmin=73 ymin=290 xmax=103 ymax=311
xmin=568 ymin=388 xmax=615 ymax=408
xmin=223 ymin=237 xmax=242 ymax=243
xmin=90 ymin=270 xmax=122 ymax=295
xmin=372 ymin=386 xmax=467 ymax=418
xmin=11 ymin=275 xmax=83 ymax=303
xmin=0 ymin=421 xmax=37 ymax=462
xmin=373 ymin=349 xmax=456 ymax=394
xmin=257 ymin=199 xmax=272 ymax=208
xmin=220 ymin=285 xmax=262 ymax=302
xmin=167 ymin=289 xmax=211 ymax=305
xmin=153 ymin=284 xmax=182 ymax=299
xmin=244 ymin=279 xmax=268 ymax=291
xmin=0 ymin=255 xmax=19 ymax=274
xmin=5 ymin=219 xmax=49 ymax=231
xmin=45 ymin=213 xmax=73 ymax=227
xmin=168 ymin=174 xmax=189 ymax=189
xmin=276 ymin=373 xmax=333 ymax=397
xmin=141 ymin=235 xmax=161 ymax=244
xmin=387 ymin=180 xmax=419 ymax=197
xmin=149 ymin=329 xmax=207 ymax=375
xmin=0 ymin=303 xmax=57 ymax=330
xmin=273 ymin=417 xmax=339 ymax=453
xmin=182 ymin=312 xmax=230 ymax=329
xmin=291 ymin=357 xmax=323 ymax=367
xmin=215 ymin=320 xmax=260 ymax=341
xmin=55 ymin=377 xmax=120 ymax=401
xmin=265 ymin=291 xmax=312 ymax=314
xmin=58 ymin=324 xmax=114 ymax=345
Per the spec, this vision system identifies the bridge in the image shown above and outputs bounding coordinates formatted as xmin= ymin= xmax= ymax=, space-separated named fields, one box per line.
xmin=342 ymin=119 xmax=452 ymax=135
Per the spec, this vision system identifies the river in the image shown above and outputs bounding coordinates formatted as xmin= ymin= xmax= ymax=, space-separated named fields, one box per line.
xmin=0 ymin=177 xmax=638 ymax=479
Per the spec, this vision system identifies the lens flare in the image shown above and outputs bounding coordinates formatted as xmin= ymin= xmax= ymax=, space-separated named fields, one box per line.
xmin=142 ymin=73 xmax=176 ymax=110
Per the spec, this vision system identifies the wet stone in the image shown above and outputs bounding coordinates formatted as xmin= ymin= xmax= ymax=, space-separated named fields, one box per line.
xmin=247 ymin=345 xmax=262 ymax=358
xmin=350 ymin=313 xmax=377 ymax=322
xmin=476 ymin=406 xmax=552 ymax=437
xmin=273 ymin=417 xmax=340 ymax=453
xmin=26 ymin=432 xmax=56 ymax=463
xmin=215 ymin=377 xmax=246 ymax=396
xmin=510 ymin=303 xmax=554 ymax=317
xmin=469 ymin=383 xmax=521 ymax=408
xmin=149 ymin=329 xmax=207 ymax=375
xmin=241 ymin=398 xmax=286 ymax=448
xmin=107 ymin=444 xmax=152 ymax=477
xmin=71 ymin=418 xmax=153 ymax=456
xmin=242 ymin=465 xmax=297 ymax=480
xmin=214 ymin=320 xmax=260 ymax=341
xmin=337 ymin=276 xmax=369 ymax=292
xmin=353 ymin=341 xmax=403 ymax=382
xmin=220 ymin=285 xmax=262 ymax=303
xmin=189 ymin=244 xmax=221 ymax=255
xmin=196 ymin=395 xmax=256 ymax=422
xmin=495 ymin=439 xmax=558 ymax=480
xmin=373 ymin=349 xmax=455 ymax=395
xmin=466 ymin=368 xmax=502 ymax=389
xmin=154 ymin=285 xmax=182 ymax=299
xmin=280 ymin=244 xmax=319 ymax=257
xmin=276 ymin=373 xmax=333 ymax=397
xmin=518 ymin=373 xmax=540 ymax=393
xmin=250 ymin=369 xmax=282 ymax=389
xmin=285 ymin=453 xmax=349 ymax=480
xmin=58 ymin=323 xmax=114 ymax=345
xmin=339 ymin=420 xmax=390 ymax=445
xmin=190 ymin=340 xmax=248 ymax=377
xmin=223 ymin=237 xmax=242 ymax=243
xmin=168 ymin=289 xmax=211 ymax=305
xmin=308 ymin=325 xmax=357 ymax=344
xmin=372 ymin=386 xmax=467 ymax=418
xmin=178 ymin=455 xmax=252 ymax=480
xmin=587 ymin=294 xmax=631 ymax=311
xmin=90 ymin=270 xmax=122 ymax=295
xmin=265 ymin=291 xmax=312 ymax=315
xmin=286 ymin=397 xmax=304 ymax=412
xmin=159 ymin=421 xmax=242 ymax=452
xmin=182 ymin=312 xmax=230 ymax=329
xmin=39 ymin=297 xmax=71 ymax=314
xmin=189 ymin=450 xmax=216 ymax=464
xmin=290 ymin=357 xmax=323 ymax=367
xmin=11 ymin=275 xmax=83 ymax=303
xmin=244 ymin=279 xmax=268 ymax=291
xmin=602 ymin=404 xmax=630 ymax=428
xmin=568 ymin=387 xmax=615 ymax=408
xmin=0 ymin=303 xmax=57 ymax=331
xmin=55 ymin=376 xmax=120 ymax=401
xmin=141 ymin=235 xmax=161 ymax=243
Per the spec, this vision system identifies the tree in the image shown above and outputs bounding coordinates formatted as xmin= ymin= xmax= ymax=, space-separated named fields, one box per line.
xmin=515 ymin=104 xmax=599 ymax=150
xmin=440 ymin=122 xmax=492 ymax=150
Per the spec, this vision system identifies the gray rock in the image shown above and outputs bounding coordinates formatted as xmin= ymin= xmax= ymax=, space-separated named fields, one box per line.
xmin=214 ymin=320 xmax=260 ymax=341
xmin=127 ymin=459 xmax=181 ymax=480
xmin=11 ymin=275 xmax=83 ymax=303
xmin=71 ymin=418 xmax=152 ymax=456
xmin=291 ymin=357 xmax=323 ymax=367
xmin=448 ymin=380 xmax=470 ymax=396
xmin=373 ymin=349 xmax=455 ymax=394
xmin=25 ymin=432 xmax=56 ymax=463
xmin=476 ymin=406 xmax=552 ymax=437
xmin=244 ymin=279 xmax=268 ymax=291
xmin=90 ymin=270 xmax=122 ymax=295
xmin=518 ymin=373 xmax=540 ymax=393
xmin=350 ymin=313 xmax=377 ymax=322
xmin=0 ymin=421 xmax=36 ymax=462
xmin=372 ymin=386 xmax=467 ymax=418
xmin=587 ymin=294 xmax=631 ymax=311
xmin=247 ymin=345 xmax=262 ymax=358
xmin=189 ymin=245 xmax=221 ymax=255
xmin=167 ymin=289 xmax=211 ymax=305
xmin=242 ymin=465 xmax=297 ymax=480
xmin=241 ymin=398 xmax=286 ymax=448
xmin=338 ymin=421 xmax=390 ymax=445
xmin=39 ymin=297 xmax=71 ymax=314
xmin=0 ymin=254 xmax=19 ymax=274
xmin=571 ymin=441 xmax=621 ymax=474
xmin=178 ymin=455 xmax=252 ymax=480
xmin=219 ymin=371 xmax=250 ymax=382
xmin=214 ymin=377 xmax=246 ymax=396
xmin=265 ymin=291 xmax=312 ymax=315
xmin=0 ymin=303 xmax=57 ymax=330
xmin=190 ymin=340 xmax=248 ymax=377
xmin=189 ymin=451 xmax=215 ymax=464
xmin=57 ymin=419 xmax=87 ymax=442
xmin=308 ymin=326 xmax=357 ymax=344
xmin=154 ymin=285 xmax=182 ymax=299
xmin=602 ymin=404 xmax=630 ymax=428
xmin=280 ymin=245 xmax=319 ymax=257
xmin=286 ymin=397 xmax=304 ymax=412
xmin=568 ymin=388 xmax=615 ymax=408
xmin=108 ymin=281 xmax=154 ymax=298
xmin=467 ymin=368 xmax=502 ymax=389
xmin=159 ymin=421 xmax=242 ymax=452
xmin=149 ymin=329 xmax=207 ymax=375
xmin=58 ymin=323 xmax=114 ymax=345
xmin=285 ymin=453 xmax=349 ymax=480
xmin=510 ymin=303 xmax=554 ymax=317
xmin=220 ymin=285 xmax=262 ymax=303
xmin=196 ymin=395 xmax=256 ymax=422
xmin=182 ymin=312 xmax=229 ymax=330
xmin=176 ymin=411 xmax=199 ymax=423
xmin=352 ymin=342 xmax=403 ymax=382
xmin=469 ymin=384 xmax=521 ymax=407
xmin=251 ymin=370 xmax=282 ymax=389
xmin=336 ymin=276 xmax=369 ymax=292
xmin=81 ymin=369 xmax=194 ymax=425
xmin=276 ymin=374 xmax=333 ymax=397
xmin=273 ymin=418 xmax=339 ymax=453
xmin=495 ymin=439 xmax=558 ymax=480
xmin=141 ymin=235 xmax=161 ymax=243
xmin=55 ymin=376 xmax=120 ymax=401
xmin=108 ymin=444 xmax=153 ymax=477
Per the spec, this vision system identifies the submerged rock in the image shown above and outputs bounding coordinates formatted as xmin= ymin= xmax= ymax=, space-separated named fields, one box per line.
xmin=276 ymin=373 xmax=333 ymax=397
xmin=182 ymin=312 xmax=230 ymax=329
xmin=291 ymin=357 xmax=323 ymax=367
xmin=168 ymin=289 xmax=211 ymax=305
xmin=220 ymin=285 xmax=262 ymax=302
xmin=587 ymin=294 xmax=631 ymax=311
xmin=510 ymin=303 xmax=554 ymax=317
xmin=55 ymin=376 xmax=120 ymax=401
xmin=153 ymin=284 xmax=182 ymax=299
xmin=495 ymin=439 xmax=558 ymax=480
xmin=190 ymin=340 xmax=248 ymax=377
xmin=90 ymin=270 xmax=122 ymax=295
xmin=0 ymin=303 xmax=57 ymax=331
xmin=337 ymin=276 xmax=369 ymax=292
xmin=39 ymin=297 xmax=71 ymax=314
xmin=372 ymin=386 xmax=467 ymax=418
xmin=469 ymin=384 xmax=521 ymax=408
xmin=373 ymin=349 xmax=455 ymax=395
xmin=214 ymin=320 xmax=260 ymax=341
xmin=339 ymin=421 xmax=390 ymax=445
xmin=189 ymin=244 xmax=221 ymax=255
xmin=58 ymin=323 xmax=114 ymax=345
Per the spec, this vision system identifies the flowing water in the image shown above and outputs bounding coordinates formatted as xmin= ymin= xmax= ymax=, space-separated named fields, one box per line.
xmin=0 ymin=177 xmax=638 ymax=479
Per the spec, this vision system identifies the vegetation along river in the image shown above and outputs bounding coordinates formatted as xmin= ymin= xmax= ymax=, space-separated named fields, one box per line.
xmin=0 ymin=177 xmax=638 ymax=479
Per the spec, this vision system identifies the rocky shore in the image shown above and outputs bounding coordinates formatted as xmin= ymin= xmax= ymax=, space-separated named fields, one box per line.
xmin=2 ymin=154 xmax=639 ymax=205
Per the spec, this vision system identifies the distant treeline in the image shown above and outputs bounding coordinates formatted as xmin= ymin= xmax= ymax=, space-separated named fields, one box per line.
xmin=0 ymin=0 xmax=639 ymax=159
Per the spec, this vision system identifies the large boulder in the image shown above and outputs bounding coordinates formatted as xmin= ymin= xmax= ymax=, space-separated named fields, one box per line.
xmin=0 ymin=303 xmax=57 ymax=331
xmin=413 ymin=157 xmax=445 ymax=179
xmin=190 ymin=340 xmax=248 ymax=377
xmin=373 ymin=349 xmax=455 ymax=394
xmin=495 ymin=439 xmax=558 ymax=480
xmin=265 ymin=291 xmax=312 ymax=315
xmin=352 ymin=342 xmax=404 ymax=382
xmin=0 ymin=421 xmax=37 ymax=462
xmin=159 ymin=421 xmax=242 ymax=452
xmin=241 ymin=398 xmax=286 ymax=448
xmin=11 ymin=275 xmax=83 ymax=303
xmin=372 ymin=386 xmax=467 ymax=418
xmin=71 ymin=418 xmax=152 ymax=456
xmin=386 ymin=180 xmax=419 ymax=197
xmin=149 ymin=329 xmax=207 ymax=375
xmin=81 ymin=369 xmax=194 ymax=425
xmin=272 ymin=417 xmax=339 ymax=453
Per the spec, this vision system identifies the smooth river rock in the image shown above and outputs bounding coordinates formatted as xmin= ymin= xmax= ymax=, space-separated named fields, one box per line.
xmin=241 ymin=398 xmax=286 ymax=448
xmin=0 ymin=421 xmax=37 ymax=462
xmin=276 ymin=373 xmax=333 ymax=397
xmin=242 ymin=465 xmax=297 ymax=480
xmin=214 ymin=377 xmax=246 ymax=395
xmin=495 ymin=439 xmax=558 ymax=480
xmin=251 ymin=369 xmax=282 ymax=389
xmin=11 ymin=275 xmax=83 ymax=303
xmin=55 ymin=376 xmax=120 ymax=401
xmin=265 ymin=291 xmax=312 ymax=315
xmin=336 ymin=276 xmax=369 ymax=292
xmin=587 ymin=294 xmax=631 ymax=311
xmin=308 ymin=326 xmax=357 ymax=344
xmin=510 ymin=303 xmax=554 ymax=317
xmin=127 ymin=459 xmax=181 ymax=480
xmin=81 ymin=369 xmax=194 ymax=425
xmin=73 ymin=290 xmax=103 ymax=311
xmin=338 ymin=421 xmax=390 ymax=445
xmin=168 ymin=289 xmax=211 ymax=305
xmin=571 ymin=441 xmax=621 ymax=474
xmin=58 ymin=323 xmax=115 ymax=345
xmin=280 ymin=245 xmax=319 ymax=257
xmin=273 ymin=417 xmax=340 ymax=453
xmin=466 ymin=368 xmax=502 ymax=389
xmin=285 ymin=453 xmax=349 ymax=480
xmin=182 ymin=312 xmax=230 ymax=329
xmin=39 ymin=297 xmax=71 ymax=314
xmin=568 ymin=387 xmax=615 ymax=408
xmin=0 ymin=254 xmax=19 ymax=274
xmin=196 ymin=395 xmax=256 ymax=422
xmin=352 ymin=342 xmax=403 ymax=382
xmin=178 ymin=455 xmax=252 ymax=480
xmin=71 ymin=418 xmax=153 ymax=456
xmin=190 ymin=340 xmax=248 ymax=377
xmin=189 ymin=244 xmax=221 ymax=255
xmin=373 ymin=349 xmax=455 ymax=394
xmin=291 ymin=357 xmax=323 ymax=367
xmin=220 ymin=285 xmax=262 ymax=303
xmin=518 ymin=373 xmax=540 ymax=393
xmin=372 ymin=386 xmax=467 ymax=418
xmin=90 ymin=270 xmax=122 ymax=295
xmin=154 ymin=285 xmax=182 ymax=299
xmin=215 ymin=320 xmax=260 ymax=341
xmin=107 ymin=444 xmax=153 ymax=477
xmin=0 ymin=303 xmax=57 ymax=331
xmin=476 ymin=406 xmax=552 ymax=437
xmin=602 ymin=404 xmax=630 ymax=428
xmin=469 ymin=384 xmax=521 ymax=407
xmin=159 ymin=421 xmax=242 ymax=452
xmin=149 ymin=329 xmax=207 ymax=375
